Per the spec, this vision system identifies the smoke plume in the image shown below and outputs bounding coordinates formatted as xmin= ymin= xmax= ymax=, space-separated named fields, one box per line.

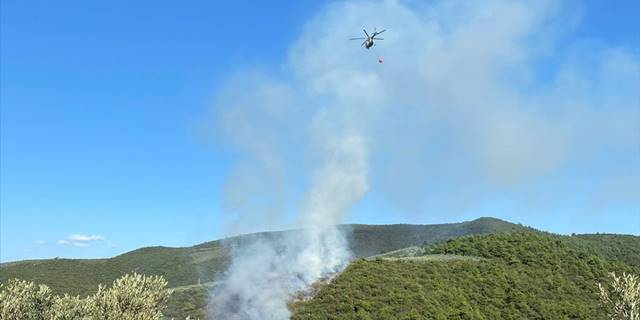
xmin=211 ymin=91 xmax=370 ymax=319
xmin=209 ymin=0 xmax=639 ymax=318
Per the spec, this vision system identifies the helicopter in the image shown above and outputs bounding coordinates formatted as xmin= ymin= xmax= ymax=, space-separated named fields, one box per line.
xmin=350 ymin=28 xmax=386 ymax=49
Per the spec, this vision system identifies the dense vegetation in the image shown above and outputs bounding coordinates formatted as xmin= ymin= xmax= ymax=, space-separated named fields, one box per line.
xmin=292 ymin=231 xmax=639 ymax=319
xmin=568 ymin=234 xmax=640 ymax=268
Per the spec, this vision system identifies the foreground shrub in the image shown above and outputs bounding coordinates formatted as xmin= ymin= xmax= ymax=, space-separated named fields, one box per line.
xmin=0 ymin=273 xmax=169 ymax=320
xmin=89 ymin=273 xmax=169 ymax=320
xmin=598 ymin=272 xmax=640 ymax=320
xmin=49 ymin=294 xmax=89 ymax=320
xmin=0 ymin=279 xmax=53 ymax=320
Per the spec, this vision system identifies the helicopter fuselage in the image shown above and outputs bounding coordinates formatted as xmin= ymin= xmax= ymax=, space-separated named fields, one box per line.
xmin=350 ymin=28 xmax=385 ymax=50
xmin=364 ymin=39 xmax=374 ymax=49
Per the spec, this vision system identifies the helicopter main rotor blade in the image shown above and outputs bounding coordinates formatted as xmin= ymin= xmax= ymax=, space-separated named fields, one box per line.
xmin=373 ymin=29 xmax=386 ymax=36
xmin=363 ymin=29 xmax=370 ymax=38
xmin=361 ymin=40 xmax=367 ymax=47
xmin=350 ymin=37 xmax=366 ymax=40
xmin=372 ymin=37 xmax=384 ymax=40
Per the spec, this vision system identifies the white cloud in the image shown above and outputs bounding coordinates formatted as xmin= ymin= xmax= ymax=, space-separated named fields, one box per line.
xmin=69 ymin=234 xmax=104 ymax=242
xmin=34 ymin=240 xmax=45 ymax=245
xmin=58 ymin=234 xmax=105 ymax=247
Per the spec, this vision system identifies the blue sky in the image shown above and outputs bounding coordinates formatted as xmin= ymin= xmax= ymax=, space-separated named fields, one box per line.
xmin=1 ymin=0 xmax=638 ymax=262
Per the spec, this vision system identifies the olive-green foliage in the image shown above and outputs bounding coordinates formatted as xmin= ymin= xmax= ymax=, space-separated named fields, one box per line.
xmin=598 ymin=272 xmax=640 ymax=320
xmin=49 ymin=295 xmax=89 ymax=320
xmin=0 ymin=279 xmax=53 ymax=320
xmin=0 ymin=273 xmax=169 ymax=320
xmin=87 ymin=273 xmax=169 ymax=320
xmin=292 ymin=232 xmax=639 ymax=319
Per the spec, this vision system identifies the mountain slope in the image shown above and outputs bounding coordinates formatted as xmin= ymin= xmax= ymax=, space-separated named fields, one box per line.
xmin=0 ymin=218 xmax=525 ymax=298
xmin=347 ymin=217 xmax=527 ymax=258
xmin=292 ymin=231 xmax=639 ymax=319
xmin=3 ymin=218 xmax=637 ymax=319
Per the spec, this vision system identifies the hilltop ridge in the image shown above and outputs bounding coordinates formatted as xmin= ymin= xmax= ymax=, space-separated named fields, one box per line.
xmin=3 ymin=217 xmax=638 ymax=319
xmin=0 ymin=217 xmax=525 ymax=297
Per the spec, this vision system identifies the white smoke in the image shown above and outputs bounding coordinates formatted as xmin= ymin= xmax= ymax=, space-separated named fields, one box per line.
xmin=210 ymin=59 xmax=375 ymax=318
xmin=210 ymin=101 xmax=370 ymax=319
xmin=209 ymin=0 xmax=639 ymax=318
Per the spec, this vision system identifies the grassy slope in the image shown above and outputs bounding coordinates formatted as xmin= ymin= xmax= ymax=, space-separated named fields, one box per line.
xmin=292 ymin=231 xmax=639 ymax=320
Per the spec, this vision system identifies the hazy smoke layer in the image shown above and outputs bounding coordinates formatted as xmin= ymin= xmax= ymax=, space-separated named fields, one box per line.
xmin=210 ymin=0 xmax=639 ymax=318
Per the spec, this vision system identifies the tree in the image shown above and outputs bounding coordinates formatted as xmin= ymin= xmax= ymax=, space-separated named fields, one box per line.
xmin=598 ymin=272 xmax=640 ymax=320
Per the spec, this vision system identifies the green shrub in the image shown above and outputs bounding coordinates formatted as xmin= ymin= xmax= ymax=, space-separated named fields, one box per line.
xmin=0 ymin=273 xmax=170 ymax=320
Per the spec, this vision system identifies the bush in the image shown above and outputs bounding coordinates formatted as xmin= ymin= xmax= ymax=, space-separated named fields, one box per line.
xmin=0 ymin=279 xmax=53 ymax=320
xmin=0 ymin=273 xmax=170 ymax=320
xmin=598 ymin=272 xmax=640 ymax=320
xmin=49 ymin=295 xmax=89 ymax=320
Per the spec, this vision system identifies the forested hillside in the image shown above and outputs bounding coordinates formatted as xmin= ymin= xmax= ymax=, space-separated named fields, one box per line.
xmin=3 ymin=219 xmax=637 ymax=319
xmin=0 ymin=218 xmax=522 ymax=297
xmin=292 ymin=232 xmax=639 ymax=319
xmin=568 ymin=234 xmax=640 ymax=268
